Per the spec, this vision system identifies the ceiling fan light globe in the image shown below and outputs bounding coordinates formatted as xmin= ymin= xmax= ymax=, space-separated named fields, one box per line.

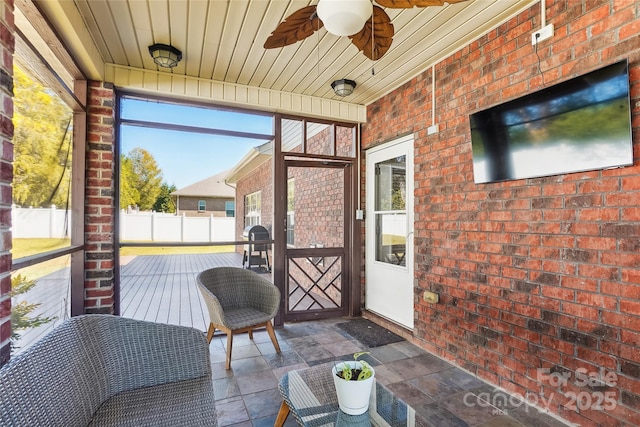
xmin=317 ymin=0 xmax=373 ymax=37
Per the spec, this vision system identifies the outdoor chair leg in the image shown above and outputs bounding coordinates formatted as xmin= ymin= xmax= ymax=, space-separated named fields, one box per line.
xmin=206 ymin=323 xmax=215 ymax=343
xmin=225 ymin=332 xmax=234 ymax=370
xmin=266 ymin=321 xmax=281 ymax=353
xmin=248 ymin=328 xmax=253 ymax=340
xmin=274 ymin=401 xmax=290 ymax=427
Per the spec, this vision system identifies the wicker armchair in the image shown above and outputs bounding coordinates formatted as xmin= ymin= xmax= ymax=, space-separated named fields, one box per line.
xmin=0 ymin=314 xmax=216 ymax=426
xmin=196 ymin=266 xmax=281 ymax=369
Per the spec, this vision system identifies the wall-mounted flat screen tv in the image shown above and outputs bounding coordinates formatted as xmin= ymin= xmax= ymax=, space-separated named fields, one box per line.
xmin=470 ymin=60 xmax=633 ymax=184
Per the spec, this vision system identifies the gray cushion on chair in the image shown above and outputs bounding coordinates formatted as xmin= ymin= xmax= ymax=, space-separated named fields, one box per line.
xmin=89 ymin=377 xmax=215 ymax=426
xmin=197 ymin=266 xmax=280 ymax=330
xmin=223 ymin=307 xmax=275 ymax=330
xmin=0 ymin=315 xmax=216 ymax=427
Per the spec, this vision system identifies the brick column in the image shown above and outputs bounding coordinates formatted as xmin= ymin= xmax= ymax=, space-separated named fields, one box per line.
xmin=84 ymin=81 xmax=116 ymax=314
xmin=0 ymin=0 xmax=13 ymax=366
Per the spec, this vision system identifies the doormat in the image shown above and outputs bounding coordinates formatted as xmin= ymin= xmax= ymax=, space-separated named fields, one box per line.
xmin=337 ymin=318 xmax=404 ymax=348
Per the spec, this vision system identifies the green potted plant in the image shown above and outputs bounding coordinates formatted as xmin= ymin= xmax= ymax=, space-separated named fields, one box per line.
xmin=332 ymin=352 xmax=375 ymax=415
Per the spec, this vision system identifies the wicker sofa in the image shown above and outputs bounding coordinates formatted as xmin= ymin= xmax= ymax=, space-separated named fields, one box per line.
xmin=0 ymin=314 xmax=216 ymax=426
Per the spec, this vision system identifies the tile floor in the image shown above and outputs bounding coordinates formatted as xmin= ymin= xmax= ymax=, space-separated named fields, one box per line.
xmin=209 ymin=317 xmax=570 ymax=427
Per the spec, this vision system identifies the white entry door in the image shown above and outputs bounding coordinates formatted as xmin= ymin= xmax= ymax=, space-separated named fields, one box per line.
xmin=365 ymin=135 xmax=414 ymax=329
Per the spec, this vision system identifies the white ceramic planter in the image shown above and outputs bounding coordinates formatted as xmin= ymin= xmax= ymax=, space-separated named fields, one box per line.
xmin=332 ymin=360 xmax=375 ymax=415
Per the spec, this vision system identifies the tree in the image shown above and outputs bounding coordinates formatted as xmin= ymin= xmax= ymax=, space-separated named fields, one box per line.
xmin=119 ymin=148 xmax=163 ymax=211
xmin=120 ymin=155 xmax=140 ymax=209
xmin=152 ymin=183 xmax=177 ymax=213
xmin=13 ymin=67 xmax=73 ymax=208
xmin=10 ymin=274 xmax=56 ymax=352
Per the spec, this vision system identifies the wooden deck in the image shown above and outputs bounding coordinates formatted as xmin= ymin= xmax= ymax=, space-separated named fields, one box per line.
xmin=12 ymin=251 xmax=259 ymax=353
xmin=119 ymin=252 xmax=250 ymax=331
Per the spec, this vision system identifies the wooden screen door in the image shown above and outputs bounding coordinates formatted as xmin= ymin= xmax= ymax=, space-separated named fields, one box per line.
xmin=280 ymin=160 xmax=352 ymax=322
xmin=273 ymin=117 xmax=358 ymax=324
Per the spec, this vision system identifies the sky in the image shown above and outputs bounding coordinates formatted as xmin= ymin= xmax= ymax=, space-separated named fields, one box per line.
xmin=120 ymin=98 xmax=274 ymax=189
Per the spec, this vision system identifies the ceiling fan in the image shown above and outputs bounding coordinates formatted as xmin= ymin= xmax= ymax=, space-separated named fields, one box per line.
xmin=264 ymin=0 xmax=469 ymax=61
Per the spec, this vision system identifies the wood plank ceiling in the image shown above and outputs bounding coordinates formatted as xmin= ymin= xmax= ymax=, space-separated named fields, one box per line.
xmin=32 ymin=0 xmax=538 ymax=108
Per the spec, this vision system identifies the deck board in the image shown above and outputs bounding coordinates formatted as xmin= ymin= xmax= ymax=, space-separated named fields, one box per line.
xmin=13 ymin=252 xmax=250 ymax=353
xmin=120 ymin=252 xmax=251 ymax=330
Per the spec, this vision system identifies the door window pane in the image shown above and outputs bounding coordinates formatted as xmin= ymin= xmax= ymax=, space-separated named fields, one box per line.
xmin=375 ymin=155 xmax=406 ymax=211
xmin=375 ymin=213 xmax=407 ymax=266
xmin=374 ymin=155 xmax=406 ymax=266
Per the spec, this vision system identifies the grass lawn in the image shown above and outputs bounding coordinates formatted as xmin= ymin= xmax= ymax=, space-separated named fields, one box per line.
xmin=11 ymin=238 xmax=235 ymax=280
xmin=12 ymin=238 xmax=71 ymax=280
xmin=12 ymin=238 xmax=71 ymax=259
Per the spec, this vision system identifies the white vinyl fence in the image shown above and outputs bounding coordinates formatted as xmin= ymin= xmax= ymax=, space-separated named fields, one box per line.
xmin=12 ymin=206 xmax=236 ymax=242
xmin=12 ymin=206 xmax=70 ymax=238
xmin=119 ymin=211 xmax=235 ymax=242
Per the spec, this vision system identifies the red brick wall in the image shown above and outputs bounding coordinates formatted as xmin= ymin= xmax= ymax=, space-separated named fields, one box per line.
xmin=0 ymin=0 xmax=13 ymax=366
xmin=235 ymin=159 xmax=273 ymax=254
xmin=84 ymin=81 xmax=116 ymax=313
xmin=363 ymin=1 xmax=640 ymax=425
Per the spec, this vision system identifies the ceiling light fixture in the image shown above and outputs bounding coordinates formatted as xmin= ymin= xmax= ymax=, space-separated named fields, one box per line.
xmin=332 ymin=79 xmax=357 ymax=97
xmin=148 ymin=43 xmax=183 ymax=68
xmin=316 ymin=0 xmax=372 ymax=37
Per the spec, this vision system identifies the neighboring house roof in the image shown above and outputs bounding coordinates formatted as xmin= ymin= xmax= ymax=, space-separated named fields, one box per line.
xmin=171 ymin=170 xmax=235 ymax=198
xmin=225 ymin=142 xmax=272 ymax=184
xmin=226 ymin=122 xmax=328 ymax=184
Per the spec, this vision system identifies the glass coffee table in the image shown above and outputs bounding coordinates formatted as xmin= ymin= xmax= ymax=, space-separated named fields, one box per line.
xmin=276 ymin=363 xmax=427 ymax=427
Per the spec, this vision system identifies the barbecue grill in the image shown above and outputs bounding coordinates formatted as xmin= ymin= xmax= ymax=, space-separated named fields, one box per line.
xmin=242 ymin=225 xmax=271 ymax=271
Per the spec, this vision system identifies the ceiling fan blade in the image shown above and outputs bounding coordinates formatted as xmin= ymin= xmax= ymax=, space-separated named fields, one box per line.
xmin=264 ymin=6 xmax=323 ymax=49
xmin=375 ymin=0 xmax=468 ymax=7
xmin=349 ymin=6 xmax=394 ymax=61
